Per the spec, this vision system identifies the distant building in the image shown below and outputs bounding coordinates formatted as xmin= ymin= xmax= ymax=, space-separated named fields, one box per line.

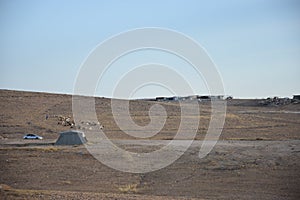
xmin=198 ymin=96 xmax=210 ymax=100
xmin=155 ymin=95 xmax=225 ymax=102
xmin=155 ymin=96 xmax=178 ymax=101
xmin=166 ymin=96 xmax=178 ymax=101
xmin=188 ymin=95 xmax=198 ymax=100
xmin=156 ymin=97 xmax=166 ymax=101
xmin=211 ymin=95 xmax=224 ymax=100
xmin=293 ymin=95 xmax=300 ymax=100
xmin=178 ymin=96 xmax=188 ymax=101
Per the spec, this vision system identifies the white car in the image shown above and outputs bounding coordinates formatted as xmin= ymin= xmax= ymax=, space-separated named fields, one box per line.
xmin=23 ymin=134 xmax=43 ymax=140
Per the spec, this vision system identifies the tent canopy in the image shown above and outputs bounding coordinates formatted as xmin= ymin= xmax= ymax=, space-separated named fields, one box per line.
xmin=55 ymin=130 xmax=87 ymax=145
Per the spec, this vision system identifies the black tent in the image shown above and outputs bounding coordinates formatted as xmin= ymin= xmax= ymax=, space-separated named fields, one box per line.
xmin=55 ymin=130 xmax=87 ymax=145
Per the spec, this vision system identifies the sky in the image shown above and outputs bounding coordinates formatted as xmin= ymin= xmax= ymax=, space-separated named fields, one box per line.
xmin=0 ymin=0 xmax=300 ymax=98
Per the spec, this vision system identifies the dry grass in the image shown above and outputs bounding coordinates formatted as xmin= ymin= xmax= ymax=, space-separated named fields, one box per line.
xmin=118 ymin=184 xmax=138 ymax=193
xmin=225 ymin=113 xmax=240 ymax=119
xmin=0 ymin=184 xmax=53 ymax=196
xmin=0 ymin=146 xmax=61 ymax=152
xmin=22 ymin=146 xmax=61 ymax=152
xmin=0 ymin=186 xmax=199 ymax=200
xmin=40 ymin=147 xmax=60 ymax=152
xmin=61 ymin=180 xmax=72 ymax=185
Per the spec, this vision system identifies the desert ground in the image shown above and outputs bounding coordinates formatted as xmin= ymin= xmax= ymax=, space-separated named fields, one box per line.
xmin=0 ymin=89 xmax=300 ymax=199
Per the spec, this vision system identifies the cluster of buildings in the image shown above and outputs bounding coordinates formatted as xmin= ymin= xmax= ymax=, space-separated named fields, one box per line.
xmin=150 ymin=95 xmax=229 ymax=102
xmin=142 ymin=95 xmax=300 ymax=103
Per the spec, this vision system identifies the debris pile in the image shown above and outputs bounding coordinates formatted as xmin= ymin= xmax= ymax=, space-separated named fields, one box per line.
xmin=258 ymin=97 xmax=291 ymax=106
xmin=54 ymin=115 xmax=104 ymax=130
xmin=77 ymin=121 xmax=104 ymax=130
xmin=55 ymin=115 xmax=75 ymax=128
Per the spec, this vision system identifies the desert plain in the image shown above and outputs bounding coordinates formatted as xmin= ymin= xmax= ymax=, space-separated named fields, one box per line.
xmin=0 ymin=89 xmax=300 ymax=199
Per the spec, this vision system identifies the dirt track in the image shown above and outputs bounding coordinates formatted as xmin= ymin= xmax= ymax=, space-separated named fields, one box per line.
xmin=0 ymin=90 xmax=300 ymax=199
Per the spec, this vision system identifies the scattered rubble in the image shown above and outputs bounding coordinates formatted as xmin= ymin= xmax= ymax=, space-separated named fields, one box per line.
xmin=54 ymin=115 xmax=75 ymax=128
xmin=54 ymin=115 xmax=103 ymax=130
xmin=258 ymin=97 xmax=292 ymax=106
xmin=76 ymin=121 xmax=104 ymax=130
xmin=226 ymin=96 xmax=233 ymax=100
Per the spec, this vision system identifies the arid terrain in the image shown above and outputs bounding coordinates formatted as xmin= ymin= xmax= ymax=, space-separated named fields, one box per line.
xmin=0 ymin=89 xmax=300 ymax=199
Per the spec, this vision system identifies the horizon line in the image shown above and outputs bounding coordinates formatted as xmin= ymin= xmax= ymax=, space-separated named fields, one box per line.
xmin=0 ymin=88 xmax=298 ymax=100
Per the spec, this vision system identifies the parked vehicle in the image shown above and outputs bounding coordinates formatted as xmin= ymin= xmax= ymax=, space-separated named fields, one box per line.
xmin=23 ymin=134 xmax=43 ymax=140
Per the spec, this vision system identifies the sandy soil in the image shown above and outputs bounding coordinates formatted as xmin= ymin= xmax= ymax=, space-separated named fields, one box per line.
xmin=0 ymin=89 xmax=300 ymax=199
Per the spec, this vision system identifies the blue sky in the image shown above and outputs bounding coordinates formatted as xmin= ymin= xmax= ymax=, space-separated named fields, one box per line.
xmin=0 ymin=0 xmax=299 ymax=98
